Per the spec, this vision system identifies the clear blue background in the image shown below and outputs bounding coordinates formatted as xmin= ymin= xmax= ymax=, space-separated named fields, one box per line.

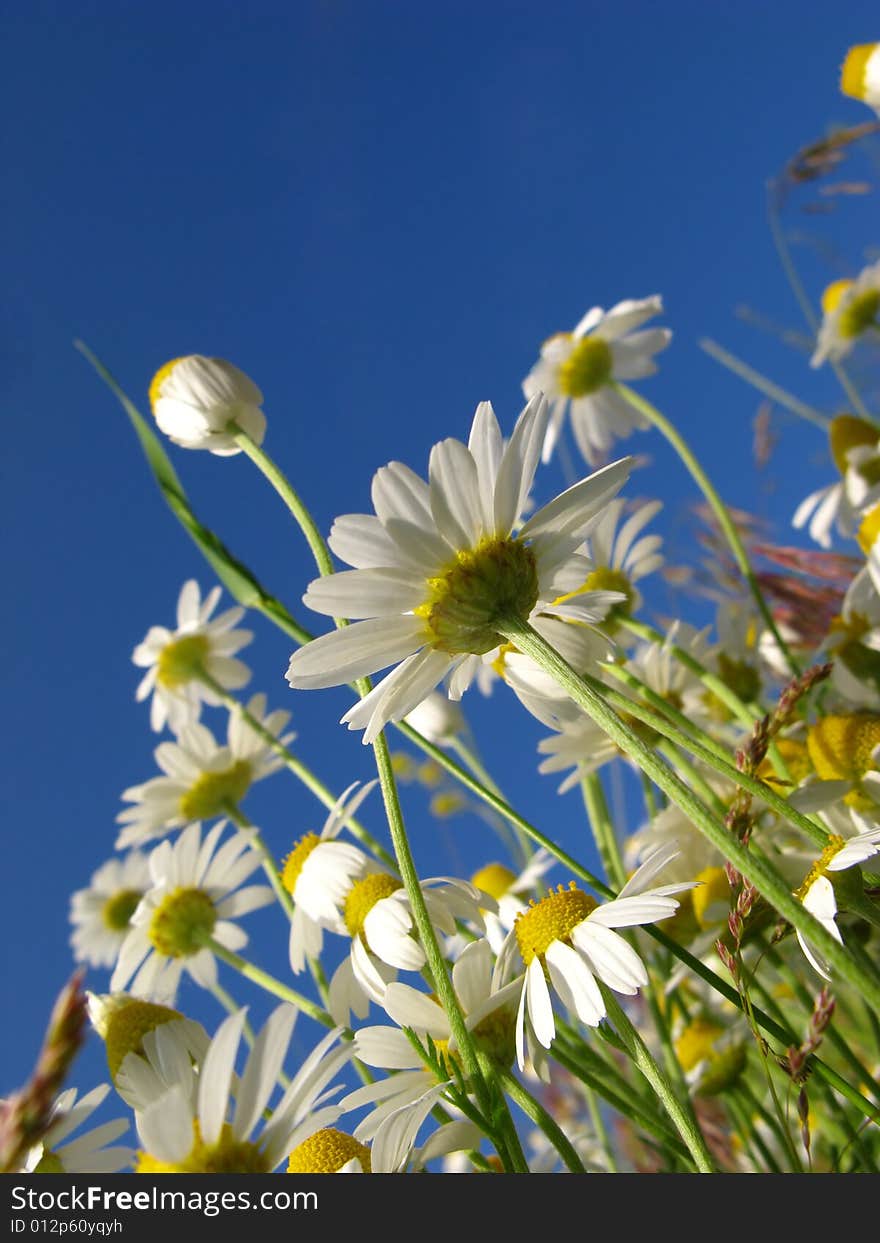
xmin=3 ymin=0 xmax=879 ymax=1120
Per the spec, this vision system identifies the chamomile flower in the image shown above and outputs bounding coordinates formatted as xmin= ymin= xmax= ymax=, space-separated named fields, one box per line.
xmin=116 ymin=692 xmax=293 ymax=848
xmin=327 ymin=873 xmax=491 ymax=1026
xmin=793 ymin=416 xmax=880 ymax=550
xmin=132 ymin=579 xmax=253 ymax=733
xmin=149 ymin=355 xmax=266 ymax=455
xmin=70 ymin=851 xmax=151 ymax=968
xmin=811 ymin=262 xmax=880 ymax=368
xmin=522 ymin=297 xmax=671 ymax=466
xmin=121 ymin=1006 xmax=351 ymax=1172
xmin=792 ymin=711 xmax=880 ymax=815
xmin=342 ymin=941 xmax=518 ymax=1168
xmin=574 ymin=497 xmax=665 ymax=622
xmin=493 ymin=843 xmax=693 ymax=1071
xmin=840 ymin=42 xmax=880 ymax=115
xmin=21 ymin=1085 xmax=133 ymax=1174
xmin=281 ymin=780 xmax=378 ymax=974
xmin=110 ymin=821 xmax=274 ymax=1001
xmin=286 ymin=396 xmax=632 ymax=744
xmin=87 ymin=993 xmax=211 ymax=1092
xmin=794 ymin=820 xmax=880 ymax=979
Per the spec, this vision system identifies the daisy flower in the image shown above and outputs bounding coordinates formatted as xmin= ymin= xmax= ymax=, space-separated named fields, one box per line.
xmin=87 ymin=992 xmax=211 ymax=1092
xmin=493 ymin=843 xmax=694 ymax=1072
xmin=342 ymin=941 xmax=517 ymax=1169
xmin=69 ymin=850 xmax=151 ymax=968
xmin=281 ymin=780 xmax=378 ymax=974
xmin=110 ymin=820 xmax=274 ymax=1001
xmin=132 ymin=579 xmax=253 ymax=733
xmin=793 ymin=416 xmax=880 ymax=550
xmin=116 ymin=692 xmax=293 ymax=848
xmin=327 ymin=872 xmax=491 ymax=1026
xmin=792 ymin=711 xmax=880 ymax=816
xmin=522 ymin=297 xmax=671 ymax=466
xmin=574 ymin=497 xmax=665 ymax=622
xmin=285 ymin=395 xmax=632 ymax=744
xmin=794 ymin=819 xmax=880 ymax=979
xmin=840 ymin=42 xmax=880 ymax=116
xmin=149 ymin=355 xmax=266 ymax=455
xmin=811 ymin=263 xmax=880 ymax=368
xmin=21 ymin=1085 xmax=132 ymax=1174
xmin=119 ymin=1005 xmax=351 ymax=1172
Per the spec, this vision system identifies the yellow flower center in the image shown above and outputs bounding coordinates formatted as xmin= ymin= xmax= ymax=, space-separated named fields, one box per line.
xmin=281 ymin=833 xmax=321 ymax=895
xmin=557 ymin=336 xmax=613 ymax=397
xmin=840 ymin=43 xmax=879 ymax=101
xmin=343 ymin=873 xmax=403 ymax=943
xmin=795 ymin=836 xmax=846 ymax=902
xmin=821 ymin=279 xmax=854 ymax=316
xmin=101 ymin=888 xmax=143 ymax=932
xmin=415 ymin=538 xmax=539 ymax=655
xmin=103 ymin=998 xmax=184 ymax=1081
xmin=136 ymin=1122 xmax=271 ymax=1174
xmin=674 ymin=1018 xmax=724 ymax=1072
xmin=691 ymin=866 xmax=729 ymax=929
xmin=858 ymin=502 xmax=880 ymax=555
xmin=806 ymin=714 xmax=880 ymax=783
xmin=829 ymin=415 xmax=879 ymax=476
xmin=471 ymin=863 xmax=517 ymax=901
xmin=838 ymin=289 xmax=880 ymax=340
xmin=156 ymin=634 xmax=211 ymax=688
xmin=149 ymin=357 xmax=186 ymax=413
xmin=430 ymin=791 xmax=465 ymax=817
xmin=148 ymin=887 xmax=216 ymax=958
xmin=286 ymin=1128 xmax=372 ymax=1174
xmin=178 ymin=760 xmax=253 ymax=822
xmin=514 ymin=883 xmax=597 ymax=965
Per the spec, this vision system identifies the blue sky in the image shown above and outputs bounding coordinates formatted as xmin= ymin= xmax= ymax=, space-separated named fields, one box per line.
xmin=3 ymin=1 xmax=879 ymax=1107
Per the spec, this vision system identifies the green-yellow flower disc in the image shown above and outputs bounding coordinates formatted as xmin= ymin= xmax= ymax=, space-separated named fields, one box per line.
xmin=102 ymin=997 xmax=185 ymax=1081
xmin=148 ymin=887 xmax=216 ymax=958
xmin=156 ymin=634 xmax=211 ymax=688
xmin=558 ymin=336 xmax=613 ymax=397
xmin=178 ymin=760 xmax=253 ymax=822
xmin=101 ymin=888 xmax=142 ymax=932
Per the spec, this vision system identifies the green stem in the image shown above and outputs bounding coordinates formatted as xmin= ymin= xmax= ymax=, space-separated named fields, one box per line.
xmin=231 ymin=426 xmax=337 ymax=580
xmin=600 ymin=990 xmax=716 ymax=1172
xmin=699 ymin=338 xmax=831 ymax=429
xmin=497 ymin=1067 xmax=587 ymax=1173
xmin=204 ymin=672 xmax=395 ymax=868
xmin=583 ymin=1085 xmax=619 ymax=1172
xmin=611 ymin=380 xmax=800 ymax=676
xmin=223 ymin=803 xmax=296 ymax=922
xmin=206 ymin=938 xmax=333 ymax=1027
xmin=498 ymin=616 xmax=880 ymax=1015
xmin=580 ymin=773 xmax=624 ymax=888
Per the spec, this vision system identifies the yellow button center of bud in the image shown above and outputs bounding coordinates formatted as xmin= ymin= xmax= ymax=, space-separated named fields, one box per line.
xmin=103 ymin=998 xmax=184 ymax=1080
xmin=674 ymin=1017 xmax=724 ymax=1072
xmin=558 ymin=336 xmax=613 ymax=397
xmin=343 ymin=872 xmax=403 ymax=943
xmin=136 ymin=1122 xmax=271 ymax=1174
xmin=148 ymin=886 xmax=216 ymax=958
xmin=821 ymin=279 xmax=854 ymax=316
xmin=514 ymin=883 xmax=597 ymax=965
xmin=858 ymin=503 xmax=880 ymax=555
xmin=471 ymin=862 xmax=517 ymax=901
xmin=101 ymin=888 xmax=143 ymax=932
xmin=691 ymin=867 xmax=729 ymax=929
xmin=795 ymin=835 xmax=846 ymax=902
xmin=286 ymin=1128 xmax=372 ymax=1174
xmin=829 ymin=415 xmax=879 ymax=476
xmin=416 ymin=537 xmax=539 ymax=656
xmin=156 ymin=634 xmax=211 ymax=688
xmin=840 ymin=43 xmax=879 ymax=101
xmin=581 ymin=565 xmax=634 ymax=619
xmin=179 ymin=760 xmax=253 ymax=822
xmin=149 ymin=357 xmax=187 ymax=413
xmin=281 ymin=833 xmax=321 ymax=895
xmin=839 ymin=289 xmax=880 ymax=340
xmin=806 ymin=714 xmax=880 ymax=782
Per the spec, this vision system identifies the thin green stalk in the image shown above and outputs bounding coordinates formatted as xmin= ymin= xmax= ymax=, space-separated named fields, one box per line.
xmin=497 ymin=1067 xmax=587 ymax=1173
xmin=206 ymin=937 xmax=333 ymax=1026
xmin=738 ymin=1075 xmax=803 ymax=1172
xmin=498 ymin=616 xmax=880 ymax=1014
xmin=223 ymin=802 xmax=295 ymax=922
xmin=600 ymin=990 xmax=716 ymax=1172
xmin=611 ymin=380 xmax=800 ymax=676
xmin=728 ymin=1091 xmax=782 ymax=1173
xmin=203 ymin=671 xmax=395 ymax=868
xmin=580 ymin=773 xmax=625 ymax=888
xmin=699 ymin=338 xmax=831 ymax=429
xmin=231 ymin=425 xmax=337 ymax=580
xmin=583 ymin=1084 xmax=619 ymax=1172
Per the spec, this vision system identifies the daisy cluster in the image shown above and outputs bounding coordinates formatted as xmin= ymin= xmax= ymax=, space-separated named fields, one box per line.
xmin=11 ymin=44 xmax=880 ymax=1177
